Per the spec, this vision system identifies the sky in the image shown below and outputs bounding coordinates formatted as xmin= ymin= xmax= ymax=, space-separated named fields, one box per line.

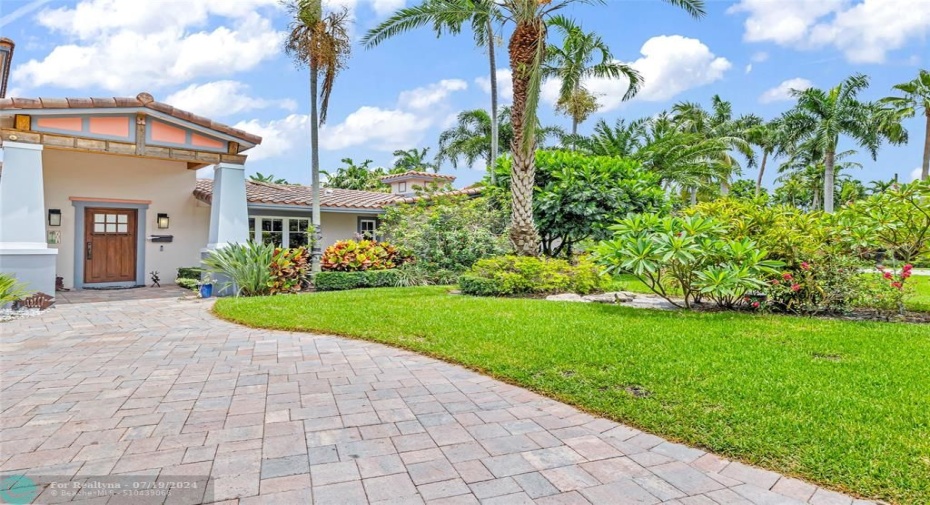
xmin=1 ymin=0 xmax=928 ymax=189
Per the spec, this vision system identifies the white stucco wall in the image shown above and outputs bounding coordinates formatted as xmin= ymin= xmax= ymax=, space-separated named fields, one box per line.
xmin=43 ymin=149 xmax=210 ymax=289
xmin=321 ymin=212 xmax=365 ymax=245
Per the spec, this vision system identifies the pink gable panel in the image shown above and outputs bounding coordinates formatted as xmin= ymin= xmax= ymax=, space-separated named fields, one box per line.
xmin=191 ymin=133 xmax=224 ymax=149
xmin=150 ymin=120 xmax=186 ymax=144
xmin=36 ymin=117 xmax=83 ymax=132
xmin=89 ymin=116 xmax=130 ymax=138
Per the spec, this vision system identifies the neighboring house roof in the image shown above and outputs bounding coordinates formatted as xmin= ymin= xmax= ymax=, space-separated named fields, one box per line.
xmin=194 ymin=179 xmax=404 ymax=210
xmin=379 ymin=170 xmax=456 ymax=183
xmin=193 ymin=179 xmax=485 ymax=210
xmin=0 ymin=92 xmax=261 ymax=147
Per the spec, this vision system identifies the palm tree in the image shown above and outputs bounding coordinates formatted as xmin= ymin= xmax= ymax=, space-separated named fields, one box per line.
xmin=573 ymin=117 xmax=647 ymax=157
xmin=284 ymin=0 xmax=351 ymax=272
xmin=368 ymin=0 xmax=705 ymax=255
xmin=322 ymin=158 xmax=390 ymax=192
xmin=746 ymin=118 xmax=789 ymax=197
xmin=672 ymin=95 xmax=759 ymax=196
xmin=881 ymin=69 xmax=930 ymax=181
xmin=543 ymin=16 xmax=640 ymax=139
xmin=249 ymin=172 xmax=290 ymax=184
xmin=436 ymin=106 xmax=563 ymax=173
xmin=783 ymin=74 xmax=906 ymax=213
xmin=392 ymin=147 xmax=438 ymax=172
xmin=363 ymin=0 xmax=504 ymax=183
xmin=778 ymin=140 xmax=862 ymax=210
xmin=867 ymin=178 xmax=896 ymax=195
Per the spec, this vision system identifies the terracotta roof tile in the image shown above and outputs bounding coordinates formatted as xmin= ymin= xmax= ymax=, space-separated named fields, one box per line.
xmin=379 ymin=170 xmax=456 ymax=183
xmin=1 ymin=92 xmax=261 ymax=146
xmin=194 ymin=179 xmax=404 ymax=210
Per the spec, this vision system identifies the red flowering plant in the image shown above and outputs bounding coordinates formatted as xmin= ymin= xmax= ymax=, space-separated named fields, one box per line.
xmin=866 ymin=263 xmax=915 ymax=317
xmin=762 ymin=253 xmax=868 ymax=314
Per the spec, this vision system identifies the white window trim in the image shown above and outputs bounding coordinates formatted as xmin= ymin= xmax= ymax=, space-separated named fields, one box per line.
xmin=250 ymin=216 xmax=311 ymax=248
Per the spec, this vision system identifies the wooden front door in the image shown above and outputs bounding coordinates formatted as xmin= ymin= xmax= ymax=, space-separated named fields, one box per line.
xmin=84 ymin=208 xmax=137 ymax=284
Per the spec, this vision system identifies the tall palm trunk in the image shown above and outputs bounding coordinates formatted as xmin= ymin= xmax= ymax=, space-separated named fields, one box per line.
xmin=508 ymin=18 xmax=542 ymax=256
xmin=487 ymin=18 xmax=498 ymax=185
xmin=823 ymin=150 xmax=836 ymax=213
xmin=922 ymin=111 xmax=930 ymax=181
xmin=310 ymin=25 xmax=322 ymax=273
xmin=755 ymin=150 xmax=768 ymax=197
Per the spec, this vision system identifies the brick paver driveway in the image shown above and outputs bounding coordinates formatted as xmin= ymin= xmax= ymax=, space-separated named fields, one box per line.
xmin=1 ymin=293 xmax=871 ymax=504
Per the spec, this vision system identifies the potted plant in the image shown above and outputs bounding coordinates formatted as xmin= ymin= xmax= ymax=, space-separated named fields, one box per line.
xmin=199 ymin=273 xmax=215 ymax=299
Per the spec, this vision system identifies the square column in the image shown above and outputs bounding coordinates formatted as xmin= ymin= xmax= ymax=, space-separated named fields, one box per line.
xmin=0 ymin=141 xmax=58 ymax=295
xmin=205 ymin=162 xmax=249 ymax=250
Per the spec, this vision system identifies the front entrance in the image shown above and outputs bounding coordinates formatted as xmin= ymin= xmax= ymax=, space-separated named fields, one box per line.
xmin=84 ymin=208 xmax=138 ymax=284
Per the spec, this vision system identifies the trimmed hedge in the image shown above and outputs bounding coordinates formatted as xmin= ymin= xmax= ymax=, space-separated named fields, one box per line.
xmin=458 ymin=255 xmax=603 ymax=297
xmin=313 ymin=270 xmax=401 ymax=291
xmin=177 ymin=267 xmax=205 ymax=280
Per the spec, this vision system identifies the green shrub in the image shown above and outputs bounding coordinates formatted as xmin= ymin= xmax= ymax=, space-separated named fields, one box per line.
xmin=314 ymin=270 xmax=401 ymax=291
xmin=176 ymin=267 xmax=205 ymax=280
xmin=202 ymin=241 xmax=275 ymax=297
xmin=379 ymin=195 xmax=510 ymax=276
xmin=458 ymin=255 xmax=602 ymax=297
xmin=596 ymin=214 xmax=783 ymax=309
xmin=269 ymin=247 xmax=311 ymax=294
xmin=175 ymin=278 xmax=199 ymax=291
xmin=321 ymin=239 xmax=410 ymax=272
xmin=0 ymin=273 xmax=29 ymax=305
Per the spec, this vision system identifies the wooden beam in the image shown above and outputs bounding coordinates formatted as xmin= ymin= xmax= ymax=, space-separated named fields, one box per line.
xmin=13 ymin=114 xmax=30 ymax=131
xmin=135 ymin=113 xmax=146 ymax=156
xmin=227 ymin=141 xmax=239 ymax=154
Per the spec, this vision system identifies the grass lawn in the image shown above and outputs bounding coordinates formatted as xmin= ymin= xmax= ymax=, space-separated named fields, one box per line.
xmin=215 ymin=287 xmax=930 ymax=504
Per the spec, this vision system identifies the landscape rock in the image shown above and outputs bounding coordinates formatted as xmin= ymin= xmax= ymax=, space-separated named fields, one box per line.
xmin=546 ymin=293 xmax=591 ymax=302
xmin=583 ymin=292 xmax=636 ymax=303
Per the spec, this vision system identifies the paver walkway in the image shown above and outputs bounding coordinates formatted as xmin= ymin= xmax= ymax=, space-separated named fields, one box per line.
xmin=1 ymin=293 xmax=873 ymax=505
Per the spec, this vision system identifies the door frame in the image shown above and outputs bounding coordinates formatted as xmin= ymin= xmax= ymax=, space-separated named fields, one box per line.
xmin=71 ymin=199 xmax=148 ymax=289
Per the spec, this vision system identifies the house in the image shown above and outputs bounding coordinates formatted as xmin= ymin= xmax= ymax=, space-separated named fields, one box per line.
xmin=0 ymin=90 xmax=468 ymax=295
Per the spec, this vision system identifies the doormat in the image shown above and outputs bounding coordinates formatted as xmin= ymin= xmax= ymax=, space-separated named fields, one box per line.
xmin=83 ymin=285 xmax=145 ymax=291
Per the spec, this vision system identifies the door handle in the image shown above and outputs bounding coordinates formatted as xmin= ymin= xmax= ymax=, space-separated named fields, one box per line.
xmin=86 ymin=241 xmax=92 ymax=260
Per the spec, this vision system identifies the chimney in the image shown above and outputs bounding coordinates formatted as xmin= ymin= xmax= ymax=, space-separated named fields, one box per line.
xmin=0 ymin=38 xmax=13 ymax=99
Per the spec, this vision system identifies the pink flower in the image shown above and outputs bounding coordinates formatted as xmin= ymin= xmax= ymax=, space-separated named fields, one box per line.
xmin=883 ymin=271 xmax=893 ymax=280
xmin=891 ymin=281 xmax=903 ymax=289
xmin=791 ymin=284 xmax=802 ymax=292
xmin=902 ymin=271 xmax=912 ymax=279
xmin=771 ymin=279 xmax=781 ymax=285
xmin=751 ymin=301 xmax=760 ymax=309
xmin=903 ymin=264 xmax=913 ymax=272
xmin=800 ymin=262 xmax=811 ymax=271
xmin=782 ymin=272 xmax=793 ymax=281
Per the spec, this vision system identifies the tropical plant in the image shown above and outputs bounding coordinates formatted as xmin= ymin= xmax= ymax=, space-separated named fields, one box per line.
xmin=369 ymin=0 xmax=706 ymax=256
xmin=573 ymin=117 xmax=647 ymax=157
xmin=268 ymin=247 xmax=311 ymax=294
xmin=495 ymin=150 xmax=666 ymax=256
xmin=458 ymin=255 xmax=603 ymax=296
xmin=284 ymin=0 xmax=352 ymax=273
xmin=595 ymin=214 xmax=783 ymax=309
xmin=0 ymin=273 xmax=29 ymax=305
xmin=321 ymin=239 xmax=411 ymax=271
xmin=393 ymin=147 xmax=438 ymax=172
xmin=379 ymin=194 xmax=510 ymax=275
xmin=783 ymin=74 xmax=907 ymax=213
xmin=436 ymin=107 xmax=563 ymax=175
xmin=672 ymin=95 xmax=760 ymax=196
xmin=746 ymin=117 xmax=788 ymax=197
xmin=202 ymin=241 xmax=275 ymax=297
xmin=777 ymin=142 xmax=862 ymax=210
xmin=249 ymin=172 xmax=290 ymax=184
xmin=543 ymin=15 xmax=640 ymax=138
xmin=323 ymin=158 xmax=391 ymax=191
xmin=839 ymin=179 xmax=930 ymax=264
xmin=881 ymin=69 xmax=930 ymax=181
xmin=364 ymin=0 xmax=504 ymax=183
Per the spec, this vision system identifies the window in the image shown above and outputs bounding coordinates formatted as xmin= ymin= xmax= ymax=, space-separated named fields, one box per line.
xmin=398 ymin=181 xmax=407 ymax=193
xmin=289 ymin=219 xmax=311 ymax=248
xmin=261 ymin=218 xmax=284 ymax=247
xmin=93 ymin=213 xmax=128 ymax=234
xmin=250 ymin=216 xmax=313 ymax=248
xmin=359 ymin=218 xmax=377 ymax=240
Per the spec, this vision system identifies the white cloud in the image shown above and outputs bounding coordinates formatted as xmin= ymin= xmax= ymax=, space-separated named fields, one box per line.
xmin=166 ymin=81 xmax=297 ymax=118
xmin=728 ymin=0 xmax=930 ymax=63
xmin=236 ymin=77 xmax=466 ymax=160
xmin=475 ymin=69 xmax=513 ymax=103
xmin=912 ymin=167 xmax=924 ymax=182
xmin=12 ymin=0 xmax=283 ymax=93
xmin=745 ymin=64 xmax=753 ymax=74
xmin=759 ymin=78 xmax=813 ymax=104
xmin=751 ymin=51 xmax=769 ymax=62
xmin=540 ymin=35 xmax=730 ymax=113
xmin=398 ymin=79 xmax=467 ymax=109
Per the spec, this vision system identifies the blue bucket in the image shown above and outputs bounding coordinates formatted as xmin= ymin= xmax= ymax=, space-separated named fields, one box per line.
xmin=199 ymin=283 xmax=213 ymax=298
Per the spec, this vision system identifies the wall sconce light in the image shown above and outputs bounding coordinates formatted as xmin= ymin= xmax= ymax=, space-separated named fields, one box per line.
xmin=157 ymin=213 xmax=170 ymax=229
xmin=48 ymin=209 xmax=61 ymax=227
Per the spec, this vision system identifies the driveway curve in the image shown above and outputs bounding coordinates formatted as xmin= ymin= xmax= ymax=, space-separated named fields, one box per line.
xmin=0 ymin=294 xmax=872 ymax=504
